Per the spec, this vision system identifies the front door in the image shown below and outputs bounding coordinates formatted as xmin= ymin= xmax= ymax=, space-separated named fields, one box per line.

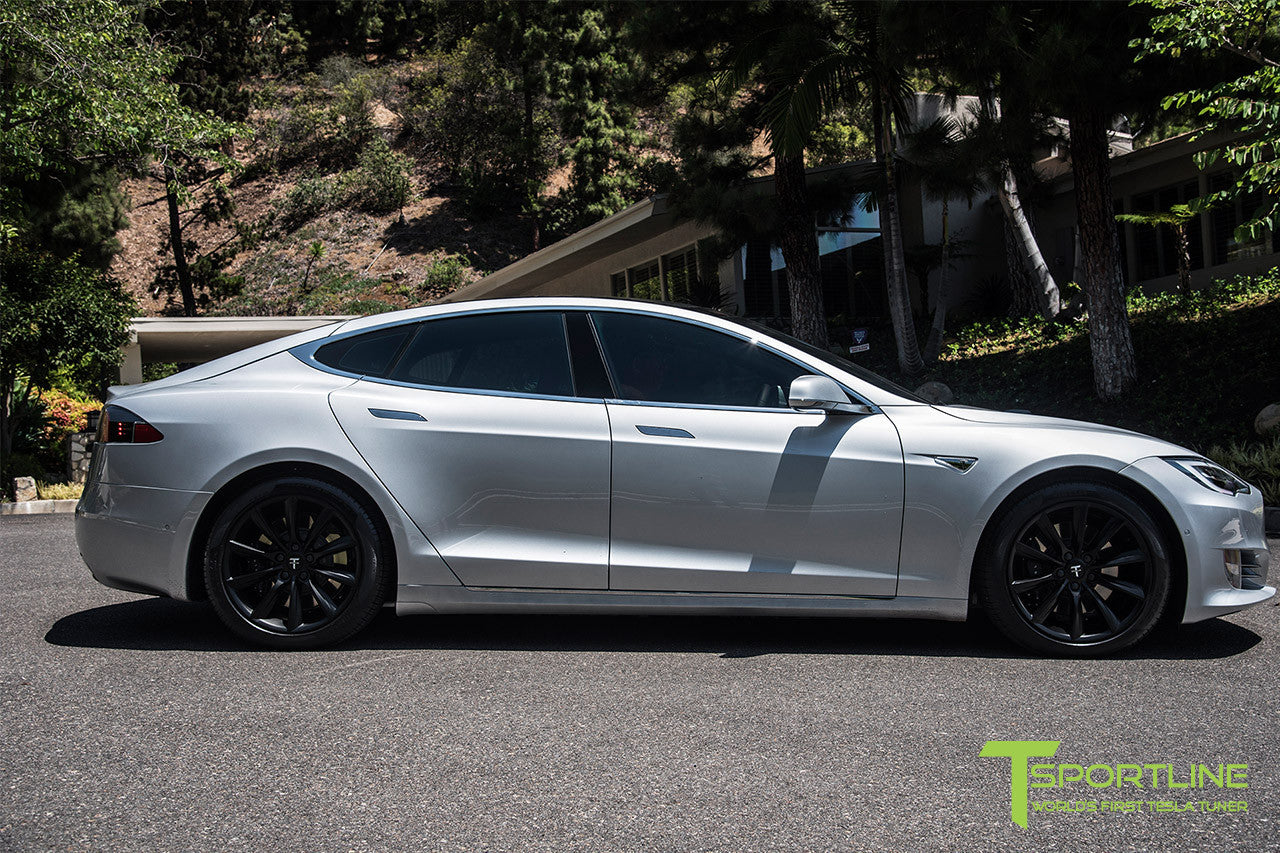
xmin=590 ymin=311 xmax=904 ymax=596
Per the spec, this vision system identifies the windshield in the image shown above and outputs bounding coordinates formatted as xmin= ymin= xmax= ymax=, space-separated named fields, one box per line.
xmin=729 ymin=315 xmax=926 ymax=403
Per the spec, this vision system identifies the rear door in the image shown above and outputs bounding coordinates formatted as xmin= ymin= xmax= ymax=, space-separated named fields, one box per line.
xmin=326 ymin=311 xmax=612 ymax=589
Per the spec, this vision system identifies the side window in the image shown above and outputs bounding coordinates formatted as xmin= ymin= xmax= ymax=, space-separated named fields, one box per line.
xmin=314 ymin=326 xmax=413 ymax=377
xmin=387 ymin=312 xmax=574 ymax=397
xmin=590 ymin=312 xmax=808 ymax=408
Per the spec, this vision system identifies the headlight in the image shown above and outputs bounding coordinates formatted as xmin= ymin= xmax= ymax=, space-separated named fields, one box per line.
xmin=1164 ymin=458 xmax=1251 ymax=496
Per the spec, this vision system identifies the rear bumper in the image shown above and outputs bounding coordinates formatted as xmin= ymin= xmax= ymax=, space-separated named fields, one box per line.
xmin=75 ymin=480 xmax=210 ymax=600
xmin=1121 ymin=456 xmax=1274 ymax=623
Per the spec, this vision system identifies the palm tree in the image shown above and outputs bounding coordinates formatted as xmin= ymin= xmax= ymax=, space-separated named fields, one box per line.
xmin=899 ymin=117 xmax=986 ymax=363
xmin=753 ymin=0 xmax=926 ymax=375
xmin=1116 ymin=203 xmax=1199 ymax=296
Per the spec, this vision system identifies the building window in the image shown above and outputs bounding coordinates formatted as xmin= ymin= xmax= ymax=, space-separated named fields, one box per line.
xmin=628 ymin=260 xmax=662 ymax=300
xmin=610 ymin=245 xmax=700 ymax=303
xmin=1209 ymin=171 xmax=1272 ymax=266
xmin=663 ymin=247 xmax=698 ymax=303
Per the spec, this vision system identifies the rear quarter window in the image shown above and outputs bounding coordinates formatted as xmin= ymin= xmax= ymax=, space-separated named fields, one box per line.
xmin=314 ymin=326 xmax=414 ymax=376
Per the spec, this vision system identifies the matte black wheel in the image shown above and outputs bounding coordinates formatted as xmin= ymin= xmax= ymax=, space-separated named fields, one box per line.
xmin=204 ymin=477 xmax=389 ymax=649
xmin=977 ymin=481 xmax=1171 ymax=656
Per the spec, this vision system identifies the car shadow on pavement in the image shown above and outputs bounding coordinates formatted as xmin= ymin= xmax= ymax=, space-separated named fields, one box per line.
xmin=45 ymin=597 xmax=1262 ymax=660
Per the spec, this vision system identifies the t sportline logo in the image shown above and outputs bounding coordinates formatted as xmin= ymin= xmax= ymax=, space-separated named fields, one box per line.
xmin=980 ymin=741 xmax=1249 ymax=828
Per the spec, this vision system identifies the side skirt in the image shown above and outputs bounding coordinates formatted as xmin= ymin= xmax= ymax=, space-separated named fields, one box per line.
xmin=396 ymin=584 xmax=968 ymax=621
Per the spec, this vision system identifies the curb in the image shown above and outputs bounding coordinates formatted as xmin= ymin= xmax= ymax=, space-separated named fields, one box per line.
xmin=0 ymin=499 xmax=78 ymax=516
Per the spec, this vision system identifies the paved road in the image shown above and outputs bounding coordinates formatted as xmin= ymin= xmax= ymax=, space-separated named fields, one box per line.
xmin=1 ymin=514 xmax=1277 ymax=852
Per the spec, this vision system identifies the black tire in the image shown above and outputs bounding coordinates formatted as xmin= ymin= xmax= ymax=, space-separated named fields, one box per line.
xmin=976 ymin=480 xmax=1171 ymax=657
xmin=203 ymin=477 xmax=390 ymax=649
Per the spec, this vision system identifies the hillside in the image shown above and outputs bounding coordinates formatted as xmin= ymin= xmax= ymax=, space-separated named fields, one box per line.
xmin=108 ymin=62 xmax=546 ymax=317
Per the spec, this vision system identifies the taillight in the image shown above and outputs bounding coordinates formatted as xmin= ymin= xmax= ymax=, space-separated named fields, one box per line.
xmin=98 ymin=405 xmax=164 ymax=444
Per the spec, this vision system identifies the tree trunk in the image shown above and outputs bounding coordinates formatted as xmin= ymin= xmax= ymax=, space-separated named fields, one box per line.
xmin=164 ymin=166 xmax=197 ymax=317
xmin=1069 ymin=105 xmax=1136 ymax=401
xmin=998 ymin=169 xmax=1060 ymax=318
xmin=873 ymin=84 xmax=923 ymax=376
xmin=1004 ymin=216 xmax=1039 ymax=318
xmin=1174 ymin=223 xmax=1191 ymax=296
xmin=924 ymin=199 xmax=950 ymax=364
xmin=773 ymin=152 xmax=827 ymax=348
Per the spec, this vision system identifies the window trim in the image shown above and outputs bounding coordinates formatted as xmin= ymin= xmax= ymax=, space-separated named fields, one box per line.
xmin=585 ymin=308 xmax=879 ymax=414
xmin=290 ymin=304 xmax=880 ymax=413
xmin=291 ymin=310 xmax=596 ymax=404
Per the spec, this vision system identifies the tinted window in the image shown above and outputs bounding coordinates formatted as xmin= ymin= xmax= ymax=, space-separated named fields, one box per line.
xmin=565 ymin=312 xmax=614 ymax=398
xmin=591 ymin=312 xmax=807 ymax=408
xmin=314 ymin=326 xmax=413 ymax=376
xmin=387 ymin=312 xmax=573 ymax=397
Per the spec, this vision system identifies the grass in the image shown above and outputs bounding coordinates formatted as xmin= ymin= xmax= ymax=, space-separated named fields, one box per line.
xmin=856 ymin=269 xmax=1280 ymax=501
xmin=36 ymin=482 xmax=83 ymax=501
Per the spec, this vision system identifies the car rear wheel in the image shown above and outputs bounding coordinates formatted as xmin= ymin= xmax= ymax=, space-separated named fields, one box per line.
xmin=977 ymin=481 xmax=1171 ymax=656
xmin=204 ymin=477 xmax=389 ymax=649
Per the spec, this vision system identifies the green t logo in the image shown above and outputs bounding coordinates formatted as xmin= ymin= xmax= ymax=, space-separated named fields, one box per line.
xmin=980 ymin=740 xmax=1061 ymax=828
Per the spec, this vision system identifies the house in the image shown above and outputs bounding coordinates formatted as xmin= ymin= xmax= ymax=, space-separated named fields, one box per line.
xmin=444 ymin=98 xmax=1279 ymax=323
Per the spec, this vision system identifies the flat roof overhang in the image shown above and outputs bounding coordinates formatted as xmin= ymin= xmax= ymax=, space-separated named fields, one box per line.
xmin=129 ymin=315 xmax=355 ymax=364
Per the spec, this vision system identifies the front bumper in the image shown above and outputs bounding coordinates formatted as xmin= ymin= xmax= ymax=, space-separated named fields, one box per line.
xmin=1121 ymin=456 xmax=1274 ymax=623
xmin=75 ymin=479 xmax=210 ymax=600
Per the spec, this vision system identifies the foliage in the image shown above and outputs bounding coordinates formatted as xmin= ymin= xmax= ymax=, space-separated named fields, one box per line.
xmin=858 ymin=267 xmax=1280 ymax=456
xmin=422 ymin=254 xmax=470 ymax=294
xmin=38 ymin=481 xmax=85 ymax=501
xmin=0 ymin=247 xmax=134 ymax=474
xmin=346 ymin=138 xmax=411 ymax=216
xmin=1134 ymin=0 xmax=1280 ymax=242
xmin=1207 ymin=437 xmax=1280 ymax=505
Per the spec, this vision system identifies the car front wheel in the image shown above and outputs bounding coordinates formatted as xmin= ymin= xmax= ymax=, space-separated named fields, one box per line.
xmin=977 ymin=481 xmax=1172 ymax=656
xmin=204 ymin=477 xmax=389 ymax=649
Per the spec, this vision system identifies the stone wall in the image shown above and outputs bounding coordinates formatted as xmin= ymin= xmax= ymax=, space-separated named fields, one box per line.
xmin=67 ymin=432 xmax=96 ymax=484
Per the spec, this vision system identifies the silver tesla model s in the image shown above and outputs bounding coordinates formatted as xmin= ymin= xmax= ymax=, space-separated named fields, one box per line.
xmin=75 ymin=298 xmax=1272 ymax=654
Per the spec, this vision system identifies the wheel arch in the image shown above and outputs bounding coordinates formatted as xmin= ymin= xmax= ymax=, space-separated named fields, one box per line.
xmin=185 ymin=461 xmax=398 ymax=601
xmin=968 ymin=465 xmax=1187 ymax=625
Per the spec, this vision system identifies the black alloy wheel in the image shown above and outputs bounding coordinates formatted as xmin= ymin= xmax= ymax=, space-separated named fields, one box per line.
xmin=204 ymin=477 xmax=388 ymax=649
xmin=979 ymin=481 xmax=1171 ymax=656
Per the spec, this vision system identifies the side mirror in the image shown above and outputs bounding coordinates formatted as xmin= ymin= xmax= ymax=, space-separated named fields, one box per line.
xmin=788 ymin=375 xmax=875 ymax=415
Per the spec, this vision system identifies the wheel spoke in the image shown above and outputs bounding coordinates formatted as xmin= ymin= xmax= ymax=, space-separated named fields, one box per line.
xmin=286 ymin=580 xmax=303 ymax=632
xmin=250 ymin=579 xmax=288 ymax=619
xmin=1083 ymin=584 xmax=1121 ymax=632
xmin=301 ymin=508 xmax=335 ymax=551
xmin=315 ymin=536 xmax=355 ymax=560
xmin=229 ymin=539 xmax=266 ymax=557
xmin=1071 ymin=505 xmax=1089 ymax=552
xmin=1011 ymin=574 xmax=1056 ymax=593
xmin=308 ymin=579 xmax=337 ymax=615
xmin=227 ymin=567 xmax=278 ymax=589
xmin=1034 ymin=514 xmax=1067 ymax=560
xmin=1087 ymin=516 xmax=1123 ymax=555
xmin=1015 ymin=541 xmax=1049 ymax=563
xmin=1068 ymin=589 xmax=1084 ymax=640
xmin=1031 ymin=580 xmax=1068 ymax=624
xmin=314 ymin=567 xmax=356 ymax=586
xmin=1095 ymin=548 xmax=1146 ymax=568
xmin=249 ymin=509 xmax=280 ymax=550
xmin=1097 ymin=575 xmax=1146 ymax=600
xmin=284 ymin=497 xmax=298 ymax=545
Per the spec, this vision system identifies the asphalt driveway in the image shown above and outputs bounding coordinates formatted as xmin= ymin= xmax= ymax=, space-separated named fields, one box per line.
xmin=2 ymin=514 xmax=1277 ymax=851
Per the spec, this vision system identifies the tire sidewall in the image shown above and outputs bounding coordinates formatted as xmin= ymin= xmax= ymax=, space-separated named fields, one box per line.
xmin=204 ymin=477 xmax=387 ymax=649
xmin=979 ymin=481 xmax=1172 ymax=657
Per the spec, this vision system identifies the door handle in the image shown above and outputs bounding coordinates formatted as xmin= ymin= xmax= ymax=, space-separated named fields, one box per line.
xmin=636 ymin=425 xmax=694 ymax=439
xmin=368 ymin=408 xmax=427 ymax=422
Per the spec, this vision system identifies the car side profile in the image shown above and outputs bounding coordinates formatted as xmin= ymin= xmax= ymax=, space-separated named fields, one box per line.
xmin=75 ymin=297 xmax=1273 ymax=655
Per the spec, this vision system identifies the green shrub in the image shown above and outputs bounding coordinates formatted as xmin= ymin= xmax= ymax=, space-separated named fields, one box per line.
xmin=278 ymin=173 xmax=341 ymax=228
xmin=344 ymin=138 xmax=411 ymax=215
xmin=423 ymin=254 xmax=469 ymax=293
xmin=1207 ymin=437 xmax=1280 ymax=506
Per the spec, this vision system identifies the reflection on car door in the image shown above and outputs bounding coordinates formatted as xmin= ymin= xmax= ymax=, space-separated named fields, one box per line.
xmin=328 ymin=312 xmax=611 ymax=589
xmin=591 ymin=311 xmax=904 ymax=597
